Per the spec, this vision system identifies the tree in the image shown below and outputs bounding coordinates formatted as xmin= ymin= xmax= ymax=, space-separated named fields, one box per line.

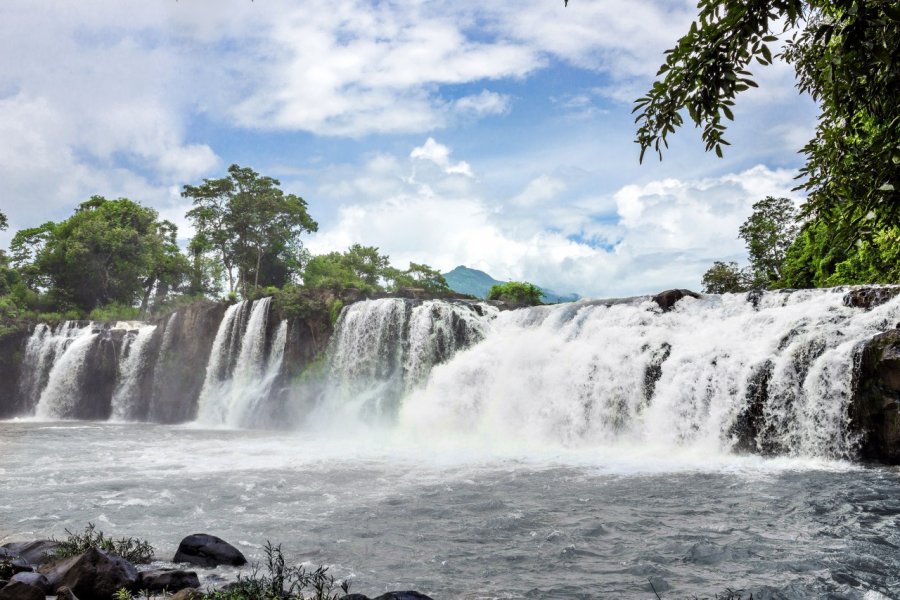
xmin=701 ymin=261 xmax=752 ymax=293
xmin=386 ymin=262 xmax=451 ymax=294
xmin=17 ymin=197 xmax=187 ymax=311
xmin=487 ymin=281 xmax=543 ymax=306
xmin=0 ymin=210 xmax=7 ymax=232
xmin=738 ymin=196 xmax=799 ymax=286
xmin=302 ymin=245 xmax=390 ymax=293
xmin=624 ymin=0 xmax=899 ymax=243
xmin=183 ymin=164 xmax=318 ymax=296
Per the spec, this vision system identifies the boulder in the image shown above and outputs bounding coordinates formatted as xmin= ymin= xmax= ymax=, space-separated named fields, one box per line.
xmin=373 ymin=593 xmax=435 ymax=600
xmin=168 ymin=589 xmax=204 ymax=600
xmin=0 ymin=581 xmax=45 ymax=600
xmin=652 ymin=289 xmax=701 ymax=312
xmin=136 ymin=569 xmax=200 ymax=593
xmin=1 ymin=541 xmax=61 ymax=566
xmin=340 ymin=595 xmax=372 ymax=600
xmin=843 ymin=287 xmax=900 ymax=310
xmin=56 ymin=587 xmax=79 ymax=600
xmin=173 ymin=534 xmax=246 ymax=568
xmin=852 ymin=328 xmax=900 ymax=462
xmin=39 ymin=548 xmax=138 ymax=600
xmin=9 ymin=573 xmax=49 ymax=594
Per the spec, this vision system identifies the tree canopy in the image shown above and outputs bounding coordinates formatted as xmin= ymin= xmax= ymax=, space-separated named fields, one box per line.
xmin=11 ymin=197 xmax=188 ymax=312
xmin=184 ymin=164 xmax=318 ymax=296
xmin=625 ymin=0 xmax=899 ymax=245
xmin=487 ymin=281 xmax=543 ymax=306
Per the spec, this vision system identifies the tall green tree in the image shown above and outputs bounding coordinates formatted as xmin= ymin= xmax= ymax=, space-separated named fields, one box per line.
xmin=701 ymin=261 xmax=752 ymax=293
xmin=617 ymin=0 xmax=899 ymax=248
xmin=15 ymin=197 xmax=187 ymax=311
xmin=738 ymin=196 xmax=799 ymax=286
xmin=184 ymin=164 xmax=318 ymax=296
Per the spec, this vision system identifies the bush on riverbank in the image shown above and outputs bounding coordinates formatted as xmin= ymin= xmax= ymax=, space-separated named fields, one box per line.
xmin=53 ymin=523 xmax=154 ymax=565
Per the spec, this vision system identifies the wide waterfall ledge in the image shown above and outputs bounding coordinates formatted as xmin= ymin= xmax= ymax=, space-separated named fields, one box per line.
xmin=3 ymin=287 xmax=900 ymax=463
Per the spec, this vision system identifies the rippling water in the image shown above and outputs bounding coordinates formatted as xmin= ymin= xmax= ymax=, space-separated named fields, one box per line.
xmin=1 ymin=421 xmax=899 ymax=599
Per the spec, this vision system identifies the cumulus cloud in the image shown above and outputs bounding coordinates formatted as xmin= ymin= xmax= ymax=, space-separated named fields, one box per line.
xmin=410 ymin=138 xmax=474 ymax=178
xmin=307 ymin=140 xmax=802 ymax=298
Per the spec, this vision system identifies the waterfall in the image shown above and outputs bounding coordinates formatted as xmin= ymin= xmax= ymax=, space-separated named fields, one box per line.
xmin=110 ymin=324 xmax=157 ymax=421
xmin=33 ymin=323 xmax=99 ymax=419
xmin=196 ymin=298 xmax=286 ymax=427
xmin=393 ymin=289 xmax=900 ymax=459
xmin=325 ymin=298 xmax=497 ymax=418
xmin=18 ymin=322 xmax=89 ymax=412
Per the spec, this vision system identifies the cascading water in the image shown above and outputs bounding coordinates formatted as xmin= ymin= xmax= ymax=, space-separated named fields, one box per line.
xmin=110 ymin=324 xmax=157 ymax=421
xmin=324 ymin=298 xmax=497 ymax=419
xmin=7 ymin=289 xmax=900 ymax=461
xmin=393 ymin=289 xmax=900 ymax=459
xmin=196 ymin=298 xmax=287 ymax=427
xmin=18 ymin=322 xmax=92 ymax=413
xmin=32 ymin=323 xmax=99 ymax=419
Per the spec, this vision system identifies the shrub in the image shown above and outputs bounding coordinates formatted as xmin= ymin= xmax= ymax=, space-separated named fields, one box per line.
xmin=487 ymin=281 xmax=543 ymax=306
xmin=203 ymin=542 xmax=348 ymax=600
xmin=52 ymin=523 xmax=154 ymax=564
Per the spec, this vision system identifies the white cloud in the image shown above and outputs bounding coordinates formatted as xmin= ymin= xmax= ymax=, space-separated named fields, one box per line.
xmin=410 ymin=138 xmax=474 ymax=178
xmin=308 ymin=140 xmax=802 ymax=298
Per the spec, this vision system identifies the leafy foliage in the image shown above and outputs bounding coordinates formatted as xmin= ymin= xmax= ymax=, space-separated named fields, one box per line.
xmin=701 ymin=261 xmax=752 ymax=293
xmin=738 ymin=197 xmax=799 ymax=286
xmin=385 ymin=262 xmax=451 ymax=294
xmin=487 ymin=281 xmax=543 ymax=306
xmin=624 ymin=0 xmax=899 ymax=256
xmin=8 ymin=197 xmax=188 ymax=313
xmin=184 ymin=164 xmax=318 ymax=296
xmin=53 ymin=523 xmax=154 ymax=564
xmin=203 ymin=542 xmax=347 ymax=600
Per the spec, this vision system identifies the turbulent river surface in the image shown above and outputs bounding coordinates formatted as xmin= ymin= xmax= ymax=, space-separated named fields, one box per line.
xmin=2 ymin=421 xmax=899 ymax=600
xmin=5 ymin=290 xmax=900 ymax=598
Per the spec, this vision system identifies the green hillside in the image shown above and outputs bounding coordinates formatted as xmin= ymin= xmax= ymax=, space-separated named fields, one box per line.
xmin=442 ymin=265 xmax=580 ymax=303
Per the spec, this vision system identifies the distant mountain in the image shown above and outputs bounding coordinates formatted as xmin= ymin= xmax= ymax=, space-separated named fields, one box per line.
xmin=442 ymin=265 xmax=580 ymax=303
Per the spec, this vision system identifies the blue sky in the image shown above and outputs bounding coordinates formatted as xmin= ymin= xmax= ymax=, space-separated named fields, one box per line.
xmin=0 ymin=0 xmax=817 ymax=297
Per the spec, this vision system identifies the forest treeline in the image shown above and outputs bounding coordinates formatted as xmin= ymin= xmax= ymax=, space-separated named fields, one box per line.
xmin=0 ymin=165 xmax=454 ymax=324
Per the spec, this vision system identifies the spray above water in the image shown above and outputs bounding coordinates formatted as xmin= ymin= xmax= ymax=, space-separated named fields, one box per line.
xmin=396 ymin=290 xmax=900 ymax=459
xmin=8 ymin=289 xmax=900 ymax=460
xmin=196 ymin=298 xmax=287 ymax=427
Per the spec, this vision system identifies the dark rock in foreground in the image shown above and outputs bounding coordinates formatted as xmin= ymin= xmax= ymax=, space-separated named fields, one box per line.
xmin=9 ymin=573 xmax=49 ymax=593
xmin=853 ymin=328 xmax=900 ymax=462
xmin=167 ymin=589 xmax=203 ymax=600
xmin=1 ymin=541 xmax=61 ymax=566
xmin=136 ymin=569 xmax=200 ymax=593
xmin=40 ymin=548 xmax=138 ymax=600
xmin=341 ymin=593 xmax=434 ymax=600
xmin=843 ymin=287 xmax=900 ymax=310
xmin=173 ymin=534 xmax=246 ymax=568
xmin=56 ymin=587 xmax=79 ymax=600
xmin=652 ymin=289 xmax=701 ymax=312
xmin=0 ymin=581 xmax=46 ymax=600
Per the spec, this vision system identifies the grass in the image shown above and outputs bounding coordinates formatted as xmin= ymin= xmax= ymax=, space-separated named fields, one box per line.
xmin=203 ymin=542 xmax=348 ymax=600
xmin=52 ymin=523 xmax=154 ymax=564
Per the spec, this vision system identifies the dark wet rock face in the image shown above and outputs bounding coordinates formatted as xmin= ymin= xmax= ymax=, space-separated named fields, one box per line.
xmin=39 ymin=548 xmax=138 ymax=600
xmin=136 ymin=569 xmax=199 ymax=593
xmin=843 ymin=287 xmax=900 ymax=310
xmin=1 ymin=541 xmax=61 ymax=566
xmin=0 ymin=580 xmax=46 ymax=600
xmin=852 ymin=328 xmax=900 ymax=462
xmin=652 ymin=289 xmax=701 ymax=312
xmin=0 ymin=328 xmax=30 ymax=419
xmin=9 ymin=572 xmax=50 ymax=593
xmin=340 ymin=593 xmax=435 ymax=600
xmin=173 ymin=534 xmax=246 ymax=568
